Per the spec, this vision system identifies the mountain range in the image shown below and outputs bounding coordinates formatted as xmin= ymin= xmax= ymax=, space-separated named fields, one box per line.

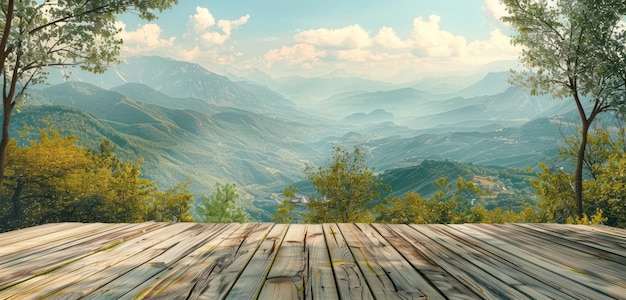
xmin=22 ymin=55 xmax=578 ymax=220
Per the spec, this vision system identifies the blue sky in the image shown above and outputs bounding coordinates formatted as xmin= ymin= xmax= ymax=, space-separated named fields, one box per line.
xmin=117 ymin=0 xmax=517 ymax=82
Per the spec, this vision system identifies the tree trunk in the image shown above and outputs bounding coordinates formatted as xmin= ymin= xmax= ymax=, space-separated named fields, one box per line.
xmin=0 ymin=100 xmax=11 ymax=190
xmin=574 ymin=120 xmax=589 ymax=218
xmin=572 ymin=87 xmax=603 ymax=219
xmin=0 ymin=0 xmax=14 ymax=191
xmin=10 ymin=180 xmax=23 ymax=224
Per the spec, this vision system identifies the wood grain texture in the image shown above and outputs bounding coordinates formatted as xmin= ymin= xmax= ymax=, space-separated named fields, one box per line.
xmin=323 ymin=223 xmax=374 ymax=300
xmin=0 ymin=222 xmax=624 ymax=300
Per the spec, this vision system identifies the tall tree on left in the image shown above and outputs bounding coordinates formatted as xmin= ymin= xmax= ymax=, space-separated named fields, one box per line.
xmin=0 ymin=0 xmax=178 ymax=189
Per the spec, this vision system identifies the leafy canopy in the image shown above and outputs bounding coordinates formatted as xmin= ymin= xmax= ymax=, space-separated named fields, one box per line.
xmin=1 ymin=122 xmax=194 ymax=232
xmin=303 ymin=146 xmax=386 ymax=223
xmin=198 ymin=182 xmax=249 ymax=223
xmin=501 ymin=0 xmax=626 ymax=217
xmin=0 ymin=0 xmax=177 ymax=189
xmin=532 ymin=127 xmax=626 ymax=227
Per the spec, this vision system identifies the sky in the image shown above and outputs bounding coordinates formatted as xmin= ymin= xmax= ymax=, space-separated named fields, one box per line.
xmin=117 ymin=0 xmax=518 ymax=82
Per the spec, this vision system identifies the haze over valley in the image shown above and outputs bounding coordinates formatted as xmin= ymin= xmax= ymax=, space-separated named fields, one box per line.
xmin=14 ymin=55 xmax=576 ymax=219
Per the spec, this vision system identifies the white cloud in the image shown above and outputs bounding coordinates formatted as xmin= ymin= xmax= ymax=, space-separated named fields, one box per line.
xmin=201 ymin=32 xmax=229 ymax=45
xmin=218 ymin=15 xmax=250 ymax=35
xmin=468 ymin=28 xmax=518 ymax=58
xmin=189 ymin=7 xmax=216 ymax=32
xmin=262 ymin=13 xmax=519 ymax=80
xmin=410 ymin=15 xmax=468 ymax=57
xmin=264 ymin=43 xmax=327 ymax=66
xmin=295 ymin=24 xmax=372 ymax=48
xmin=483 ymin=0 xmax=509 ymax=23
xmin=336 ymin=48 xmax=370 ymax=62
xmin=117 ymin=22 xmax=176 ymax=55
xmin=186 ymin=7 xmax=249 ymax=46
xmin=374 ymin=27 xmax=411 ymax=49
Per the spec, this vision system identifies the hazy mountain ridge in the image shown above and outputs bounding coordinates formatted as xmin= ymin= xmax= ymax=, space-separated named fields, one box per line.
xmin=273 ymin=75 xmax=399 ymax=104
xmin=26 ymin=55 xmax=575 ymax=220
xmin=342 ymin=109 xmax=394 ymax=125
xmin=25 ymin=82 xmax=336 ymax=205
xmin=455 ymin=71 xmax=511 ymax=98
xmin=45 ymin=56 xmax=298 ymax=115
xmin=404 ymin=86 xmax=561 ymax=129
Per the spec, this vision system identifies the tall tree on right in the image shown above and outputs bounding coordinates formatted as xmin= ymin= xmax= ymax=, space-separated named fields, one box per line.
xmin=500 ymin=0 xmax=626 ymax=218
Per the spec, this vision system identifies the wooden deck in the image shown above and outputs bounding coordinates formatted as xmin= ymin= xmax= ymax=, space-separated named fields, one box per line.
xmin=0 ymin=222 xmax=625 ymax=299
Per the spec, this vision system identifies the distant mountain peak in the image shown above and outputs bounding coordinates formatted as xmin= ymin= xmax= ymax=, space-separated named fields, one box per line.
xmin=321 ymin=69 xmax=368 ymax=79
xmin=456 ymin=71 xmax=512 ymax=98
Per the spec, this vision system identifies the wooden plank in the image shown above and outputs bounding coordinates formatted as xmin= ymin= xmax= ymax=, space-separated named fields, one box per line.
xmin=323 ymin=223 xmax=374 ymax=300
xmin=121 ymin=222 xmax=243 ymax=299
xmin=4 ymin=223 xmax=196 ymax=299
xmin=1 ymin=222 xmax=625 ymax=299
xmin=372 ymin=223 xmax=476 ymax=299
xmin=502 ymin=224 xmax=626 ymax=284
xmin=303 ymin=224 xmax=338 ymax=300
xmin=473 ymin=223 xmax=626 ymax=298
xmin=258 ymin=224 xmax=307 ymax=300
xmin=84 ymin=223 xmax=230 ymax=299
xmin=0 ymin=223 xmax=78 ymax=247
xmin=393 ymin=224 xmax=525 ymax=299
xmin=573 ymin=224 xmax=626 ymax=245
xmin=413 ymin=224 xmax=551 ymax=299
xmin=0 ymin=222 xmax=165 ymax=267
xmin=256 ymin=224 xmax=337 ymax=300
xmin=226 ymin=223 xmax=290 ymax=299
xmin=448 ymin=224 xmax=612 ymax=299
xmin=523 ymin=223 xmax=626 ymax=262
xmin=0 ymin=223 xmax=116 ymax=263
xmin=339 ymin=223 xmax=436 ymax=299
xmin=587 ymin=224 xmax=626 ymax=239
xmin=188 ymin=222 xmax=274 ymax=300
xmin=0 ymin=222 xmax=167 ymax=291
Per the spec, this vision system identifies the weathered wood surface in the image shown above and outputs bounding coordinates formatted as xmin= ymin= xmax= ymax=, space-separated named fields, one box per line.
xmin=0 ymin=222 xmax=625 ymax=299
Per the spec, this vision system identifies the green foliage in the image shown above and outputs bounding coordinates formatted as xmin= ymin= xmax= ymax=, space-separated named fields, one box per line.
xmin=375 ymin=176 xmax=540 ymax=225
xmin=271 ymin=185 xmax=297 ymax=224
xmin=468 ymin=204 xmax=540 ymax=224
xmin=379 ymin=160 xmax=537 ymax=209
xmin=501 ymin=0 xmax=626 ymax=101
xmin=566 ymin=209 xmax=608 ymax=225
xmin=198 ymin=182 xmax=249 ymax=223
xmin=531 ymin=163 xmax=577 ymax=223
xmin=287 ymin=149 xmax=541 ymax=225
xmin=500 ymin=0 xmax=626 ymax=217
xmin=302 ymin=146 xmax=386 ymax=223
xmin=146 ymin=182 xmax=195 ymax=222
xmin=0 ymin=124 xmax=194 ymax=232
xmin=532 ymin=128 xmax=626 ymax=228
xmin=0 ymin=0 xmax=178 ymax=189
xmin=374 ymin=176 xmax=524 ymax=224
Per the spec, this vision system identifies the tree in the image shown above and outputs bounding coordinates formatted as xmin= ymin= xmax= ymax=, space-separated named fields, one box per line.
xmin=198 ymin=182 xmax=249 ymax=223
xmin=271 ymin=185 xmax=297 ymax=224
xmin=0 ymin=0 xmax=178 ymax=189
xmin=375 ymin=192 xmax=431 ymax=224
xmin=146 ymin=182 xmax=195 ymax=222
xmin=374 ymin=177 xmax=535 ymax=224
xmin=102 ymin=158 xmax=155 ymax=222
xmin=532 ymin=128 xmax=626 ymax=227
xmin=501 ymin=0 xmax=626 ymax=217
xmin=303 ymin=146 xmax=386 ymax=223
xmin=0 ymin=123 xmax=92 ymax=228
xmin=0 ymin=123 xmax=196 ymax=231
